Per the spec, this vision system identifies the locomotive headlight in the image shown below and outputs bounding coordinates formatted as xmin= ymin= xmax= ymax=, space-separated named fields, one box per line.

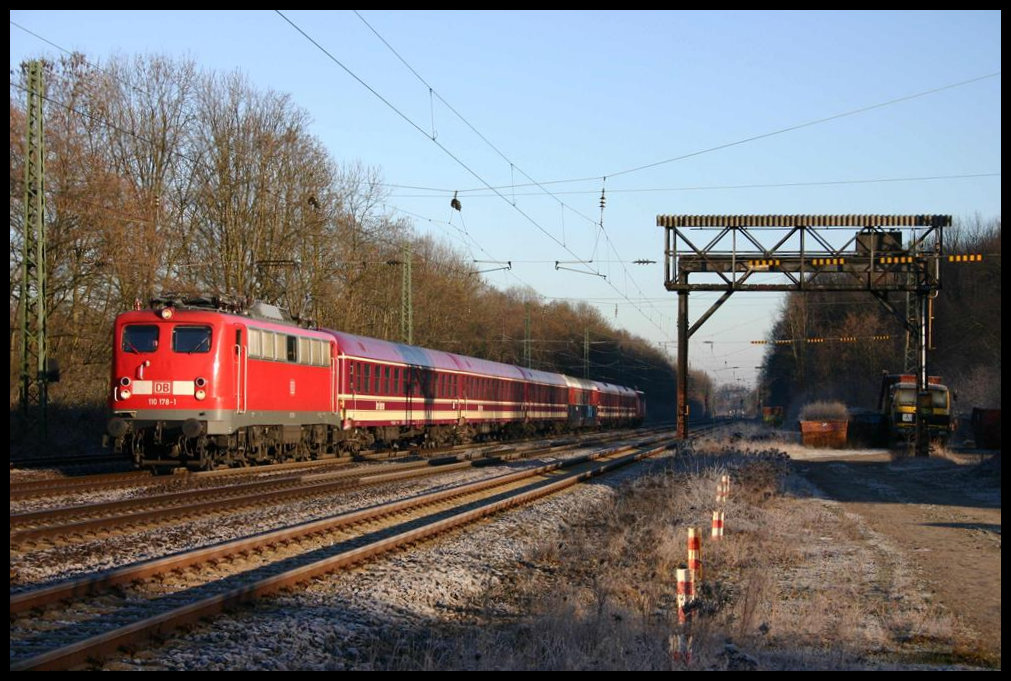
xmin=195 ymin=376 xmax=207 ymax=388
xmin=195 ymin=389 xmax=206 ymax=400
xmin=119 ymin=376 xmax=132 ymax=387
xmin=119 ymin=388 xmax=132 ymax=400
xmin=159 ymin=307 xmax=174 ymax=320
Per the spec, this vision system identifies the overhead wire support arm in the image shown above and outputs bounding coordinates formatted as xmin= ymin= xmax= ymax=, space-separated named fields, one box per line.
xmin=470 ymin=260 xmax=512 ymax=275
xmin=555 ymin=261 xmax=607 ymax=279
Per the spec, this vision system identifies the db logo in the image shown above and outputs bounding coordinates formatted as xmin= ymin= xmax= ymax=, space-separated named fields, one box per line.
xmin=154 ymin=381 xmax=172 ymax=394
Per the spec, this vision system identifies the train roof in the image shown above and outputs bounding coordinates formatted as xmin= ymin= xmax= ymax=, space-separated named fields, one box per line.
xmin=327 ymin=330 xmax=568 ymax=386
xmin=563 ymin=375 xmax=636 ymax=396
xmin=325 ymin=331 xmax=640 ymax=394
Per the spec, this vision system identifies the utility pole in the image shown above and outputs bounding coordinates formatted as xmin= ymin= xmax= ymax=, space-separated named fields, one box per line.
xmin=583 ymin=327 xmax=590 ymax=379
xmin=400 ymin=241 xmax=413 ymax=345
xmin=20 ymin=60 xmax=50 ymax=445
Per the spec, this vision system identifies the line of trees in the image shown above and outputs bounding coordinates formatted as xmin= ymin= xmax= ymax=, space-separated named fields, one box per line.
xmin=10 ymin=54 xmax=705 ymax=424
xmin=758 ymin=218 xmax=1001 ymax=420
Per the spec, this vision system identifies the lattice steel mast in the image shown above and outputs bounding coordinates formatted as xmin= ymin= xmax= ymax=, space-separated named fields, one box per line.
xmin=19 ymin=60 xmax=50 ymax=442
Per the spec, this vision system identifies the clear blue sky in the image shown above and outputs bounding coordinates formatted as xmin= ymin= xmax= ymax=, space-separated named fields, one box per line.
xmin=10 ymin=10 xmax=1002 ymax=387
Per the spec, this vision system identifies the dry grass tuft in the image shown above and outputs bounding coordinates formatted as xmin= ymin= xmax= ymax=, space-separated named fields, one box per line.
xmin=348 ymin=439 xmax=985 ymax=670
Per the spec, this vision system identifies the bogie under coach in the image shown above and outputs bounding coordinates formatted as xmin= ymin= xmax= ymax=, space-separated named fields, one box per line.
xmin=106 ymin=296 xmax=645 ymax=469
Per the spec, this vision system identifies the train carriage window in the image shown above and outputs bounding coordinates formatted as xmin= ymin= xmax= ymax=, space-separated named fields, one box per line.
xmin=393 ymin=367 xmax=401 ymax=395
xmin=272 ymin=333 xmax=284 ymax=361
xmin=362 ymin=363 xmax=371 ymax=393
xmin=298 ymin=337 xmax=311 ymax=365
xmin=173 ymin=326 xmax=212 ymax=353
xmin=381 ymin=365 xmax=390 ymax=394
xmin=286 ymin=336 xmax=298 ymax=363
xmin=321 ymin=342 xmax=331 ymax=367
xmin=122 ymin=325 xmax=159 ymax=353
xmin=248 ymin=329 xmax=261 ymax=358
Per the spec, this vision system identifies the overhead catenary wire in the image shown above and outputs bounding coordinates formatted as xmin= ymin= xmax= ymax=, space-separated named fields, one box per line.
xmin=384 ymin=172 xmax=1002 ymax=198
xmin=10 ymin=19 xmax=160 ymax=101
xmin=350 ymin=10 xmax=672 ymax=336
xmin=11 ymin=20 xmax=674 ymax=382
xmin=277 ymin=10 xmax=673 ymax=340
xmin=8 ymin=30 xmax=648 ymax=343
xmin=8 ymin=24 xmax=535 ymax=302
xmin=397 ymin=70 xmax=1001 ymax=192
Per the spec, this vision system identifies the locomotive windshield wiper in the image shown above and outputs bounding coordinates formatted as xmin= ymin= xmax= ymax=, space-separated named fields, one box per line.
xmin=190 ymin=336 xmax=211 ymax=353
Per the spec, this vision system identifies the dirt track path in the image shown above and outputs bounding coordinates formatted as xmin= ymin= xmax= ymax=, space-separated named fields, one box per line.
xmin=790 ymin=449 xmax=1001 ymax=665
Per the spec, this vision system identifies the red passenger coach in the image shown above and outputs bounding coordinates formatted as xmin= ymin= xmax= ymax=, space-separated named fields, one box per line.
xmin=106 ymin=296 xmax=645 ymax=470
xmin=332 ymin=331 xmax=572 ymax=447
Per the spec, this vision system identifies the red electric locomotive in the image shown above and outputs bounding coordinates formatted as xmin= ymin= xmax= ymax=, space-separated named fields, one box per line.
xmin=106 ymin=296 xmax=645 ymax=469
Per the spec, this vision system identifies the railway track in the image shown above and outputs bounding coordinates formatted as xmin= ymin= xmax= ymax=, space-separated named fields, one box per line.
xmin=9 ymin=428 xmax=645 ymax=501
xmin=10 ymin=430 xmax=653 ymax=548
xmin=10 ymin=432 xmax=678 ymax=671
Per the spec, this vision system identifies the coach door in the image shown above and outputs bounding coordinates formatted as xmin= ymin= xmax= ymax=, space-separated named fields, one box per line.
xmin=234 ymin=326 xmax=246 ymax=413
xmin=405 ymin=365 xmax=415 ymax=427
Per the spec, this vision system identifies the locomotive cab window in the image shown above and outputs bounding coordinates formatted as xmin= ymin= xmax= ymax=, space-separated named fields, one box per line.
xmin=248 ymin=329 xmax=262 ymax=357
xmin=123 ymin=325 xmax=159 ymax=353
xmin=172 ymin=325 xmax=212 ymax=353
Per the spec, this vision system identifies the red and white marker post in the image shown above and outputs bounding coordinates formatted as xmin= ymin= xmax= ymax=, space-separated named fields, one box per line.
xmin=687 ymin=527 xmax=702 ymax=582
xmin=711 ymin=509 xmax=725 ymax=540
